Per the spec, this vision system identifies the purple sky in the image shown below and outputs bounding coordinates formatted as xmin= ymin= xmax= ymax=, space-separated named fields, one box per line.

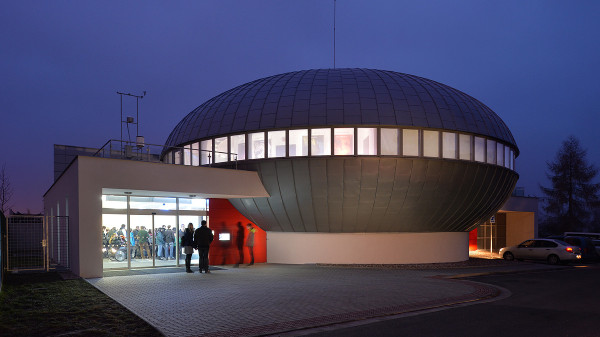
xmin=1 ymin=1 xmax=599 ymax=213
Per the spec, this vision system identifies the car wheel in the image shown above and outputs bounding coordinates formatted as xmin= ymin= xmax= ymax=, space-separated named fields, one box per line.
xmin=547 ymin=254 xmax=560 ymax=265
xmin=503 ymin=252 xmax=514 ymax=261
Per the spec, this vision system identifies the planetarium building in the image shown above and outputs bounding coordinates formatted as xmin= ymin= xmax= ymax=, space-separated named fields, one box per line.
xmin=44 ymin=68 xmax=529 ymax=278
xmin=162 ymin=68 xmax=519 ymax=263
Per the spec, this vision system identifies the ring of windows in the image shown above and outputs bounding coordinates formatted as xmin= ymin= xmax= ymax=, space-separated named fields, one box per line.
xmin=163 ymin=127 xmax=516 ymax=170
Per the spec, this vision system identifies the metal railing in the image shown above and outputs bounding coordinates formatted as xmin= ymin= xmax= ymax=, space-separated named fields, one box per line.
xmin=92 ymin=139 xmax=238 ymax=169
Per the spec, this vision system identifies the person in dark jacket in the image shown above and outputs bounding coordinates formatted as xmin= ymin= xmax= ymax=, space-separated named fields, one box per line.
xmin=182 ymin=223 xmax=195 ymax=273
xmin=194 ymin=220 xmax=214 ymax=273
xmin=246 ymin=223 xmax=256 ymax=266
xmin=233 ymin=222 xmax=245 ymax=268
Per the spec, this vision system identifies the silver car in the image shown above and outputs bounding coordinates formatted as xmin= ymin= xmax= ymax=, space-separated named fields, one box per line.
xmin=500 ymin=239 xmax=582 ymax=265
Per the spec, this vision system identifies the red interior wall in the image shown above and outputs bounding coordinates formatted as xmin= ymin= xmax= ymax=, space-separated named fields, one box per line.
xmin=208 ymin=198 xmax=266 ymax=265
xmin=469 ymin=228 xmax=478 ymax=251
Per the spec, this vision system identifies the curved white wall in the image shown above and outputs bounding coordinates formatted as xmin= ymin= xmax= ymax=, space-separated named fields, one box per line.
xmin=267 ymin=232 xmax=469 ymax=264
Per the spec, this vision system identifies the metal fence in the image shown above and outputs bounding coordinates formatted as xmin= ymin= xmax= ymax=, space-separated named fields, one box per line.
xmin=4 ymin=215 xmax=69 ymax=272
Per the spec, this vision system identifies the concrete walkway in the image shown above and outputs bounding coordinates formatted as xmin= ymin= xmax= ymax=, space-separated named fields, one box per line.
xmin=87 ymin=262 xmax=562 ymax=337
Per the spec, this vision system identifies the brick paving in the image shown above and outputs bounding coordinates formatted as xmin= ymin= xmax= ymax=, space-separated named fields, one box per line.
xmin=85 ymin=262 xmax=531 ymax=337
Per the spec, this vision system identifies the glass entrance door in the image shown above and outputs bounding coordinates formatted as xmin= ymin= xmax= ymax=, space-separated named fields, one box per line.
xmin=102 ymin=194 xmax=208 ymax=271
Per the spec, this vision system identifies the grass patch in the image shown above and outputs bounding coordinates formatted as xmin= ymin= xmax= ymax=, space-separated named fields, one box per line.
xmin=0 ymin=272 xmax=163 ymax=336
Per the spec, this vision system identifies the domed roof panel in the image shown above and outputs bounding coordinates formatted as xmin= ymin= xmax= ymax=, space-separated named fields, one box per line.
xmin=164 ymin=68 xmax=517 ymax=150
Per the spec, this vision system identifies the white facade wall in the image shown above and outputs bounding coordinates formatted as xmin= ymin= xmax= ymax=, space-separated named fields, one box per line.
xmin=267 ymin=232 xmax=469 ymax=264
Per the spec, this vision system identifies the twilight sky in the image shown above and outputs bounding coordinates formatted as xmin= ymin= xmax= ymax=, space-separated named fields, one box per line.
xmin=1 ymin=1 xmax=599 ymax=213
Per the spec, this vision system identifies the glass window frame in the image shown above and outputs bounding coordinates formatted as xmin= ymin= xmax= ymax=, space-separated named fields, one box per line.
xmin=334 ymin=128 xmax=355 ymax=155
xmin=380 ymin=128 xmax=399 ymax=156
xmin=422 ymin=130 xmax=440 ymax=158
xmin=402 ymin=129 xmax=420 ymax=157
xmin=474 ymin=137 xmax=485 ymax=163
xmin=268 ymin=130 xmax=287 ymax=158
xmin=442 ymin=132 xmax=457 ymax=159
xmin=459 ymin=134 xmax=472 ymax=161
xmin=289 ymin=129 xmax=309 ymax=157
xmin=248 ymin=132 xmax=266 ymax=159
xmin=311 ymin=128 xmax=332 ymax=156
xmin=200 ymin=139 xmax=213 ymax=165
xmin=486 ymin=139 xmax=496 ymax=164
xmin=357 ymin=127 xmax=377 ymax=155
xmin=230 ymin=134 xmax=246 ymax=161
xmin=214 ymin=137 xmax=228 ymax=163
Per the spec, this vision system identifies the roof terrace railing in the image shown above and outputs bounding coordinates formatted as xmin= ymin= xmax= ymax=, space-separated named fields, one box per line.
xmin=92 ymin=139 xmax=238 ymax=169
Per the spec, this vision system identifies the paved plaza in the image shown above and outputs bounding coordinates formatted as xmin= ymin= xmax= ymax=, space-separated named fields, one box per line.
xmin=87 ymin=262 xmax=560 ymax=337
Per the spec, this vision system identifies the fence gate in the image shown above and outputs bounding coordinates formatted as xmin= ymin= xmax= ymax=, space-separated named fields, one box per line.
xmin=5 ymin=215 xmax=69 ymax=272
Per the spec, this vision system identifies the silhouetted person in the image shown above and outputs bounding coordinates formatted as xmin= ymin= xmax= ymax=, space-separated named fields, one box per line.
xmin=246 ymin=223 xmax=256 ymax=266
xmin=182 ymin=223 xmax=195 ymax=273
xmin=194 ymin=220 xmax=214 ymax=273
xmin=234 ymin=222 xmax=245 ymax=267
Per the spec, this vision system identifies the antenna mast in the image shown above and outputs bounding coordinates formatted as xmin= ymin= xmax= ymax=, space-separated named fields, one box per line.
xmin=333 ymin=0 xmax=336 ymax=69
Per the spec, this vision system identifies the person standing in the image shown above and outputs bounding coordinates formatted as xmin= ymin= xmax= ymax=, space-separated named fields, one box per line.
xmin=182 ymin=223 xmax=195 ymax=273
xmin=246 ymin=223 xmax=256 ymax=266
xmin=179 ymin=224 xmax=185 ymax=260
xmin=234 ymin=222 xmax=245 ymax=267
xmin=164 ymin=226 xmax=175 ymax=260
xmin=137 ymin=226 xmax=151 ymax=259
xmin=155 ymin=227 xmax=165 ymax=260
xmin=194 ymin=220 xmax=214 ymax=273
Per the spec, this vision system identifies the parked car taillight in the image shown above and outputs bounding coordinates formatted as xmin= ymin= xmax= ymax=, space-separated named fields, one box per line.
xmin=566 ymin=247 xmax=573 ymax=253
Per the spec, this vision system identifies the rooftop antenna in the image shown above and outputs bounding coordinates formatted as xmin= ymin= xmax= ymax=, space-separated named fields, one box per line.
xmin=333 ymin=0 xmax=336 ymax=69
xmin=117 ymin=91 xmax=146 ymax=155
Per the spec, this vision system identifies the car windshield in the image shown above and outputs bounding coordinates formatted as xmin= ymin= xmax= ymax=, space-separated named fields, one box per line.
xmin=553 ymin=240 xmax=570 ymax=246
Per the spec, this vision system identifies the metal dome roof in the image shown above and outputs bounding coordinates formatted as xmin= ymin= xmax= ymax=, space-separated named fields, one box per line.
xmin=165 ymin=68 xmax=517 ymax=151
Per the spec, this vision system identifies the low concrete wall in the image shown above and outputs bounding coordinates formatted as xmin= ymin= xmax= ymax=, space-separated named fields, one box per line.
xmin=267 ymin=232 xmax=469 ymax=264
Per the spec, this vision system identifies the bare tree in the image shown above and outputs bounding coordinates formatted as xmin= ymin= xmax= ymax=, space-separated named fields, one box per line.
xmin=0 ymin=163 xmax=14 ymax=214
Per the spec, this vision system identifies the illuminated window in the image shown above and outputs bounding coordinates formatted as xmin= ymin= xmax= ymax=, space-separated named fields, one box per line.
xmin=200 ymin=139 xmax=212 ymax=164
xmin=487 ymin=139 xmax=496 ymax=164
xmin=459 ymin=134 xmax=471 ymax=160
xmin=191 ymin=142 xmax=199 ymax=166
xmin=442 ymin=132 xmax=456 ymax=159
xmin=130 ymin=196 xmax=177 ymax=210
xmin=402 ymin=129 xmax=419 ymax=156
xmin=357 ymin=128 xmax=377 ymax=155
xmin=248 ymin=132 xmax=265 ymax=159
xmin=178 ymin=198 xmax=207 ymax=211
xmin=289 ymin=129 xmax=308 ymax=157
xmin=174 ymin=149 xmax=182 ymax=165
xmin=102 ymin=195 xmax=127 ymax=209
xmin=230 ymin=134 xmax=245 ymax=160
xmin=474 ymin=137 xmax=485 ymax=162
xmin=510 ymin=150 xmax=515 ymax=170
xmin=496 ymin=142 xmax=504 ymax=166
xmin=311 ymin=128 xmax=331 ymax=156
xmin=214 ymin=137 xmax=228 ymax=163
xmin=381 ymin=128 xmax=399 ymax=155
xmin=504 ymin=146 xmax=511 ymax=169
xmin=184 ymin=145 xmax=191 ymax=165
xmin=334 ymin=128 xmax=354 ymax=155
xmin=268 ymin=130 xmax=286 ymax=158
xmin=423 ymin=130 xmax=439 ymax=158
